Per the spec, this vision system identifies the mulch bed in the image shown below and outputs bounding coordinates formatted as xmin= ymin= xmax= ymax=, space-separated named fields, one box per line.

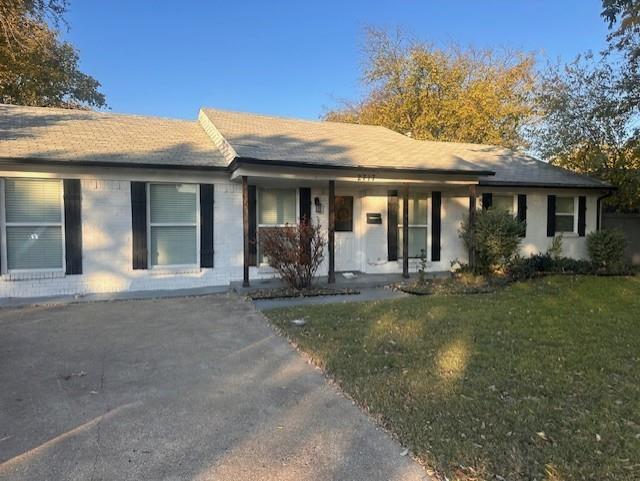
xmin=247 ymin=287 xmax=360 ymax=300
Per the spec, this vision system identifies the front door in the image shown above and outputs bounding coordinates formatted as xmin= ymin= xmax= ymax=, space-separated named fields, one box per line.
xmin=334 ymin=195 xmax=359 ymax=271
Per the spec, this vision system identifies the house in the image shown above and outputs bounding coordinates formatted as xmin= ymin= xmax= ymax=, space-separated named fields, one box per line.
xmin=0 ymin=103 xmax=611 ymax=298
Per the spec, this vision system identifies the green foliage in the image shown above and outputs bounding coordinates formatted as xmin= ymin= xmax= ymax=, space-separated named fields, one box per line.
xmin=325 ymin=28 xmax=536 ymax=149
xmin=417 ymin=248 xmax=428 ymax=285
xmin=601 ymin=0 xmax=640 ymax=111
xmin=547 ymin=234 xmax=564 ymax=260
xmin=268 ymin=276 xmax=640 ymax=481
xmin=0 ymin=0 xmax=106 ymax=108
xmin=531 ymin=53 xmax=639 ymax=212
xmin=587 ymin=229 xmax=628 ymax=270
xmin=459 ymin=208 xmax=524 ymax=274
xmin=507 ymin=254 xmax=595 ymax=281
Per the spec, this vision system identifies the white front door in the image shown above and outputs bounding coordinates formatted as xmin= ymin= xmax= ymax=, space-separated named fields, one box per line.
xmin=334 ymin=195 xmax=360 ymax=271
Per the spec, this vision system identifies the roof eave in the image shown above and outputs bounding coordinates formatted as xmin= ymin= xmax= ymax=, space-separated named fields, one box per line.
xmin=229 ymin=156 xmax=496 ymax=177
xmin=479 ymin=180 xmax=615 ymax=190
xmin=0 ymin=156 xmax=229 ymax=172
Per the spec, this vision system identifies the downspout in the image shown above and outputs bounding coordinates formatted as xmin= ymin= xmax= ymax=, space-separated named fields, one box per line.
xmin=596 ymin=189 xmax=614 ymax=231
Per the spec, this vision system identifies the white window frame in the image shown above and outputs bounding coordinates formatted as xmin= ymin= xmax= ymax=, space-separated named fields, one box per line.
xmin=398 ymin=192 xmax=429 ymax=260
xmin=0 ymin=178 xmax=66 ymax=274
xmin=146 ymin=182 xmax=200 ymax=269
xmin=256 ymin=187 xmax=299 ymax=266
xmin=555 ymin=196 xmax=578 ymax=234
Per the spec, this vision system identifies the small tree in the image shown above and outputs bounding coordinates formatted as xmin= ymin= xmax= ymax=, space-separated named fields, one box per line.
xmin=460 ymin=209 xmax=524 ymax=274
xmin=260 ymin=221 xmax=326 ymax=289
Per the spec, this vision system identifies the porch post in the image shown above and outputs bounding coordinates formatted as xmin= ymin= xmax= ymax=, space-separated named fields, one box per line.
xmin=328 ymin=180 xmax=336 ymax=284
xmin=468 ymin=185 xmax=477 ymax=269
xmin=402 ymin=184 xmax=409 ymax=278
xmin=242 ymin=175 xmax=250 ymax=287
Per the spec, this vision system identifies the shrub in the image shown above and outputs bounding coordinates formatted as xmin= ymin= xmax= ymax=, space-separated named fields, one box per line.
xmin=548 ymin=234 xmax=563 ymax=260
xmin=260 ymin=221 xmax=326 ymax=289
xmin=507 ymin=254 xmax=595 ymax=281
xmin=459 ymin=208 xmax=524 ymax=274
xmin=587 ymin=229 xmax=628 ymax=272
xmin=417 ymin=249 xmax=428 ymax=285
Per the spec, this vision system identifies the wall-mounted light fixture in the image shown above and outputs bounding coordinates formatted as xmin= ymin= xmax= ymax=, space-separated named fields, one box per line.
xmin=314 ymin=196 xmax=322 ymax=214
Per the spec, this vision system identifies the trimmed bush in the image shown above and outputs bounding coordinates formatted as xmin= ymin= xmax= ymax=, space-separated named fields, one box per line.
xmin=459 ymin=208 xmax=524 ymax=274
xmin=587 ymin=229 xmax=628 ymax=272
xmin=507 ymin=254 xmax=595 ymax=280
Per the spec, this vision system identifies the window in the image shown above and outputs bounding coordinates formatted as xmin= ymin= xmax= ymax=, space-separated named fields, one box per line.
xmin=335 ymin=196 xmax=353 ymax=232
xmin=258 ymin=188 xmax=297 ymax=263
xmin=398 ymin=193 xmax=428 ymax=258
xmin=3 ymin=178 xmax=64 ymax=271
xmin=492 ymin=195 xmax=515 ymax=214
xmin=555 ymin=196 xmax=576 ymax=233
xmin=148 ymin=183 xmax=198 ymax=267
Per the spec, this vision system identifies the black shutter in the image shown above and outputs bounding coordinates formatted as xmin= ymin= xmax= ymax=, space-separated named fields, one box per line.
xmin=431 ymin=191 xmax=441 ymax=261
xmin=578 ymin=196 xmax=586 ymax=237
xmin=299 ymin=187 xmax=312 ymax=264
xmin=248 ymin=185 xmax=257 ymax=266
xmin=481 ymin=192 xmax=493 ymax=210
xmin=299 ymin=187 xmax=311 ymax=224
xmin=547 ymin=195 xmax=556 ymax=237
xmin=200 ymin=184 xmax=214 ymax=268
xmin=517 ymin=194 xmax=527 ymax=237
xmin=63 ymin=179 xmax=82 ymax=275
xmin=131 ymin=182 xmax=148 ymax=269
xmin=387 ymin=190 xmax=399 ymax=261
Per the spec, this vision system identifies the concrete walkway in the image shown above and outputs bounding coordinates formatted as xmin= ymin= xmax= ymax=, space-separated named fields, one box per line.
xmin=0 ymin=293 xmax=428 ymax=481
xmin=253 ymin=286 xmax=409 ymax=310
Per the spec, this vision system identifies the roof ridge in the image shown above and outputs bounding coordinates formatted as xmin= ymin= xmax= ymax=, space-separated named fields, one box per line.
xmin=202 ymin=106 xmax=391 ymax=131
xmin=0 ymin=103 xmax=199 ymax=125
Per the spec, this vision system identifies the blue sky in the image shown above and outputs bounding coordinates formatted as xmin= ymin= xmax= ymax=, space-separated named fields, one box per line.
xmin=64 ymin=1 xmax=610 ymax=120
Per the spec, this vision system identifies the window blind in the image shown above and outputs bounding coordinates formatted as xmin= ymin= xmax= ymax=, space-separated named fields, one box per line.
xmin=148 ymin=183 xmax=197 ymax=266
xmin=150 ymin=226 xmax=197 ymax=266
xmin=399 ymin=195 xmax=428 ymax=225
xmin=150 ymin=184 xmax=197 ymax=224
xmin=5 ymin=178 xmax=61 ymax=223
xmin=258 ymin=189 xmax=296 ymax=225
xmin=5 ymin=179 xmax=63 ymax=270
xmin=398 ymin=193 xmax=428 ymax=258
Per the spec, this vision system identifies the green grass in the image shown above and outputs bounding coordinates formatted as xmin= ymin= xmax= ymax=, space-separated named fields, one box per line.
xmin=266 ymin=276 xmax=640 ymax=481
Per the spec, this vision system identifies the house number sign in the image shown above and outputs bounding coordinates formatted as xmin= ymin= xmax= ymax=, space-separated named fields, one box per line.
xmin=357 ymin=173 xmax=376 ymax=182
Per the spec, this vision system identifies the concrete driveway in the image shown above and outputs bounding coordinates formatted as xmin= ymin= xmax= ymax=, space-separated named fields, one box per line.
xmin=0 ymin=293 xmax=427 ymax=481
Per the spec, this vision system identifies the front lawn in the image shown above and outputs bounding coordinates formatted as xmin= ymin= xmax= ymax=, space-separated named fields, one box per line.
xmin=266 ymin=276 xmax=640 ymax=481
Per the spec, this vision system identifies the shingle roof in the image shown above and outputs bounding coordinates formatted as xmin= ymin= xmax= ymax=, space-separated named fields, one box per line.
xmin=0 ymin=104 xmax=610 ymax=189
xmin=0 ymin=104 xmax=227 ymax=168
xmin=411 ymin=141 xmax=611 ymax=189
xmin=201 ymin=108 xmax=610 ymax=188
xmin=200 ymin=108 xmax=492 ymax=174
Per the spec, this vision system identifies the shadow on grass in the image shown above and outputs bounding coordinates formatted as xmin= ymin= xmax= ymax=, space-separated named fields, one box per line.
xmin=267 ymin=276 xmax=640 ymax=481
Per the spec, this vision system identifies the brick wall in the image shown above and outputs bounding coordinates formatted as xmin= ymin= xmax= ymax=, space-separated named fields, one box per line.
xmin=0 ymin=176 xmax=244 ymax=298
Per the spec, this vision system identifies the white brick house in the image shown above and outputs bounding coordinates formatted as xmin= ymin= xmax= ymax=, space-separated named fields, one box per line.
xmin=0 ymin=104 xmax=611 ymax=298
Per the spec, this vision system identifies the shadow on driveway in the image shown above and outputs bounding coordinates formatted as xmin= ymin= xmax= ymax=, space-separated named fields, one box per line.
xmin=0 ymin=293 xmax=428 ymax=481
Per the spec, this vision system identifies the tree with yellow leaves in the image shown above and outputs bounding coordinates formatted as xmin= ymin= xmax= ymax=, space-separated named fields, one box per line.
xmin=325 ymin=28 xmax=536 ymax=150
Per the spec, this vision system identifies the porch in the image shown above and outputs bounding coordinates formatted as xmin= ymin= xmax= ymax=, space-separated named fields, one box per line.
xmin=234 ymin=166 xmax=482 ymax=287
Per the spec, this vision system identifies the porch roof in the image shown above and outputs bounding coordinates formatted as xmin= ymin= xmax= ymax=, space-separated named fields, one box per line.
xmin=201 ymin=108 xmax=610 ymax=189
xmin=201 ymin=108 xmax=494 ymax=176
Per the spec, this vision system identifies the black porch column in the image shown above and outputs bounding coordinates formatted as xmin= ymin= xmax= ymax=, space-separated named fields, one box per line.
xmin=468 ymin=185 xmax=477 ymax=269
xmin=242 ymin=175 xmax=250 ymax=287
xmin=402 ymin=184 xmax=410 ymax=278
xmin=328 ymin=180 xmax=336 ymax=284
